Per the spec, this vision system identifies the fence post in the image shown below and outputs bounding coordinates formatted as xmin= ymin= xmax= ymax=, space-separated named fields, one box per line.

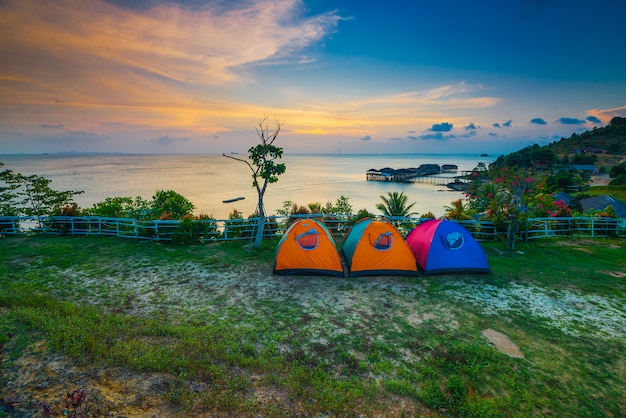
xmin=591 ymin=217 xmax=595 ymax=238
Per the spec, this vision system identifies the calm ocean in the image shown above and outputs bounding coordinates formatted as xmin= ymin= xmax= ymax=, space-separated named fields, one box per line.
xmin=0 ymin=153 xmax=496 ymax=219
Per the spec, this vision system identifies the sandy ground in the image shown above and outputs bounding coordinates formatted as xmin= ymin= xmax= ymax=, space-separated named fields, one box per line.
xmin=590 ymin=173 xmax=612 ymax=186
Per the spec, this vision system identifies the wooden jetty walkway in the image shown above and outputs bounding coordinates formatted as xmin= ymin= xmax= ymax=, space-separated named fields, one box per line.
xmin=366 ymin=164 xmax=472 ymax=189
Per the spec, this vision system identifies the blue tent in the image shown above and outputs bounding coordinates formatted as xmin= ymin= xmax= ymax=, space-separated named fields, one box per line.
xmin=405 ymin=219 xmax=490 ymax=275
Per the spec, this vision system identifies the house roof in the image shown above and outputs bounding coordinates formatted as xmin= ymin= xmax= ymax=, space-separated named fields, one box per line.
xmin=552 ymin=192 xmax=573 ymax=206
xmin=579 ymin=195 xmax=626 ymax=217
xmin=564 ymin=165 xmax=599 ymax=173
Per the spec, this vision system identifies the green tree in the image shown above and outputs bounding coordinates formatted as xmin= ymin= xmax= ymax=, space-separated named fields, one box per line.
xmin=0 ymin=163 xmax=20 ymax=216
xmin=326 ymin=195 xmax=353 ymax=215
xmin=0 ymin=163 xmax=83 ymax=216
xmin=468 ymin=166 xmax=546 ymax=250
xmin=530 ymin=147 xmax=556 ymax=164
xmin=444 ymin=199 xmax=473 ymax=220
xmin=224 ymin=116 xmax=286 ymax=248
xmin=150 ymin=190 xmax=195 ymax=219
xmin=608 ymin=163 xmax=626 ymax=185
xmin=607 ymin=142 xmax=622 ymax=154
xmin=571 ymin=153 xmax=598 ymax=165
xmin=376 ymin=191 xmax=416 ymax=217
xmin=545 ymin=172 xmax=575 ymax=192
xmin=83 ymin=196 xmax=151 ymax=219
xmin=609 ymin=162 xmax=625 ymax=178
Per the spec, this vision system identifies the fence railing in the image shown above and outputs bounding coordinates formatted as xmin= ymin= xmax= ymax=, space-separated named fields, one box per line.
xmin=0 ymin=215 xmax=623 ymax=242
xmin=524 ymin=217 xmax=623 ymax=240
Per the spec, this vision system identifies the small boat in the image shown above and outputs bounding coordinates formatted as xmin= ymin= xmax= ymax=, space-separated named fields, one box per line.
xmin=447 ymin=181 xmax=470 ymax=191
xmin=480 ymin=153 xmax=489 ymax=157
xmin=222 ymin=196 xmax=245 ymax=203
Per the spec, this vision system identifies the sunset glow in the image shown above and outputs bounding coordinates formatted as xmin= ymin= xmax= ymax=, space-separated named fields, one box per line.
xmin=1 ymin=0 xmax=625 ymax=154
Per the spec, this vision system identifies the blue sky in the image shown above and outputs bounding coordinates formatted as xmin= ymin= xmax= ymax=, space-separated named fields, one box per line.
xmin=1 ymin=0 xmax=625 ymax=154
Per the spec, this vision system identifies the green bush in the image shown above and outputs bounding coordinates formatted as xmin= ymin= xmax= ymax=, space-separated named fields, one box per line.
xmin=151 ymin=190 xmax=195 ymax=219
xmin=171 ymin=215 xmax=220 ymax=245
xmin=83 ymin=196 xmax=151 ymax=219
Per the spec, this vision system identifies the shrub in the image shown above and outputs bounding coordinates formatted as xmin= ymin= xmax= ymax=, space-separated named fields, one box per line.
xmin=444 ymin=199 xmax=473 ymax=220
xmin=83 ymin=196 xmax=151 ymax=219
xmin=353 ymin=208 xmax=375 ymax=222
xmin=223 ymin=209 xmax=257 ymax=239
xmin=172 ymin=214 xmax=220 ymax=245
xmin=150 ymin=190 xmax=195 ymax=219
xmin=50 ymin=203 xmax=86 ymax=235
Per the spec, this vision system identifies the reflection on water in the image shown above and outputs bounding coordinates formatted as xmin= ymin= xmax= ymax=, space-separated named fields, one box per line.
xmin=0 ymin=153 xmax=495 ymax=219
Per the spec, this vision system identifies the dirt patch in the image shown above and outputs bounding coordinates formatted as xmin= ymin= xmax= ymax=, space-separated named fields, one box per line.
xmin=446 ymin=282 xmax=625 ymax=339
xmin=604 ymin=271 xmax=626 ymax=278
xmin=590 ymin=174 xmax=612 ymax=186
xmin=481 ymin=329 xmax=524 ymax=359
xmin=555 ymin=240 xmax=593 ymax=253
xmin=554 ymin=239 xmax=624 ymax=253
xmin=2 ymin=340 xmax=218 ymax=417
xmin=1 ymin=340 xmax=182 ymax=417
xmin=406 ymin=312 xmax=437 ymax=325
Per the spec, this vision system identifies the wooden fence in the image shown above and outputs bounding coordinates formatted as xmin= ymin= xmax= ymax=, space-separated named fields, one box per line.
xmin=524 ymin=217 xmax=623 ymax=240
xmin=0 ymin=215 xmax=623 ymax=242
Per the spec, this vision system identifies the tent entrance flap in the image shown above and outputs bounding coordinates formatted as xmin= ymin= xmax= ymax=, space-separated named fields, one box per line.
xmin=296 ymin=228 xmax=320 ymax=250
xmin=441 ymin=232 xmax=464 ymax=250
xmin=373 ymin=232 xmax=393 ymax=250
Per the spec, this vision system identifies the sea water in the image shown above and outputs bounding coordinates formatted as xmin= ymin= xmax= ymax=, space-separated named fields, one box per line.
xmin=0 ymin=153 xmax=496 ymax=219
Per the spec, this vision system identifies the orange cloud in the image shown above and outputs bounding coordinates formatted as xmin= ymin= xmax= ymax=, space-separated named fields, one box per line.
xmin=271 ymin=83 xmax=501 ymax=137
xmin=0 ymin=0 xmax=344 ymax=135
xmin=0 ymin=1 xmax=502 ymax=147
xmin=587 ymin=105 xmax=626 ymax=124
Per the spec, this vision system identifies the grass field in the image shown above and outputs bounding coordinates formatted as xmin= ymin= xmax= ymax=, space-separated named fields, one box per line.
xmin=1 ymin=235 xmax=624 ymax=417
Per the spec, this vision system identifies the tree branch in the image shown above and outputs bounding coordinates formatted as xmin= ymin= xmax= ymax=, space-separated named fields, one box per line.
xmin=222 ymin=153 xmax=255 ymax=174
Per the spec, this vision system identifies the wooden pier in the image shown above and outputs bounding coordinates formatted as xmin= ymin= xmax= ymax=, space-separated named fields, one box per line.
xmin=412 ymin=176 xmax=463 ymax=186
xmin=366 ymin=165 xmax=468 ymax=181
xmin=366 ymin=164 xmax=471 ymax=190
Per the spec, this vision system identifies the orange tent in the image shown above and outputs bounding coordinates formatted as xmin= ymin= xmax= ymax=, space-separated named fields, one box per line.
xmin=342 ymin=218 xmax=418 ymax=277
xmin=273 ymin=218 xmax=345 ymax=276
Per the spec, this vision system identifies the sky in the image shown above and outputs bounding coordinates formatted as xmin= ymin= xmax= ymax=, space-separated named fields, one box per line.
xmin=1 ymin=0 xmax=625 ymax=155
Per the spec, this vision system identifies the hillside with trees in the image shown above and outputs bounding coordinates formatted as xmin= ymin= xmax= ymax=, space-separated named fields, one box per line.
xmin=549 ymin=116 xmax=626 ymax=156
xmin=470 ymin=117 xmax=626 ymax=236
xmin=491 ymin=116 xmax=626 ymax=170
